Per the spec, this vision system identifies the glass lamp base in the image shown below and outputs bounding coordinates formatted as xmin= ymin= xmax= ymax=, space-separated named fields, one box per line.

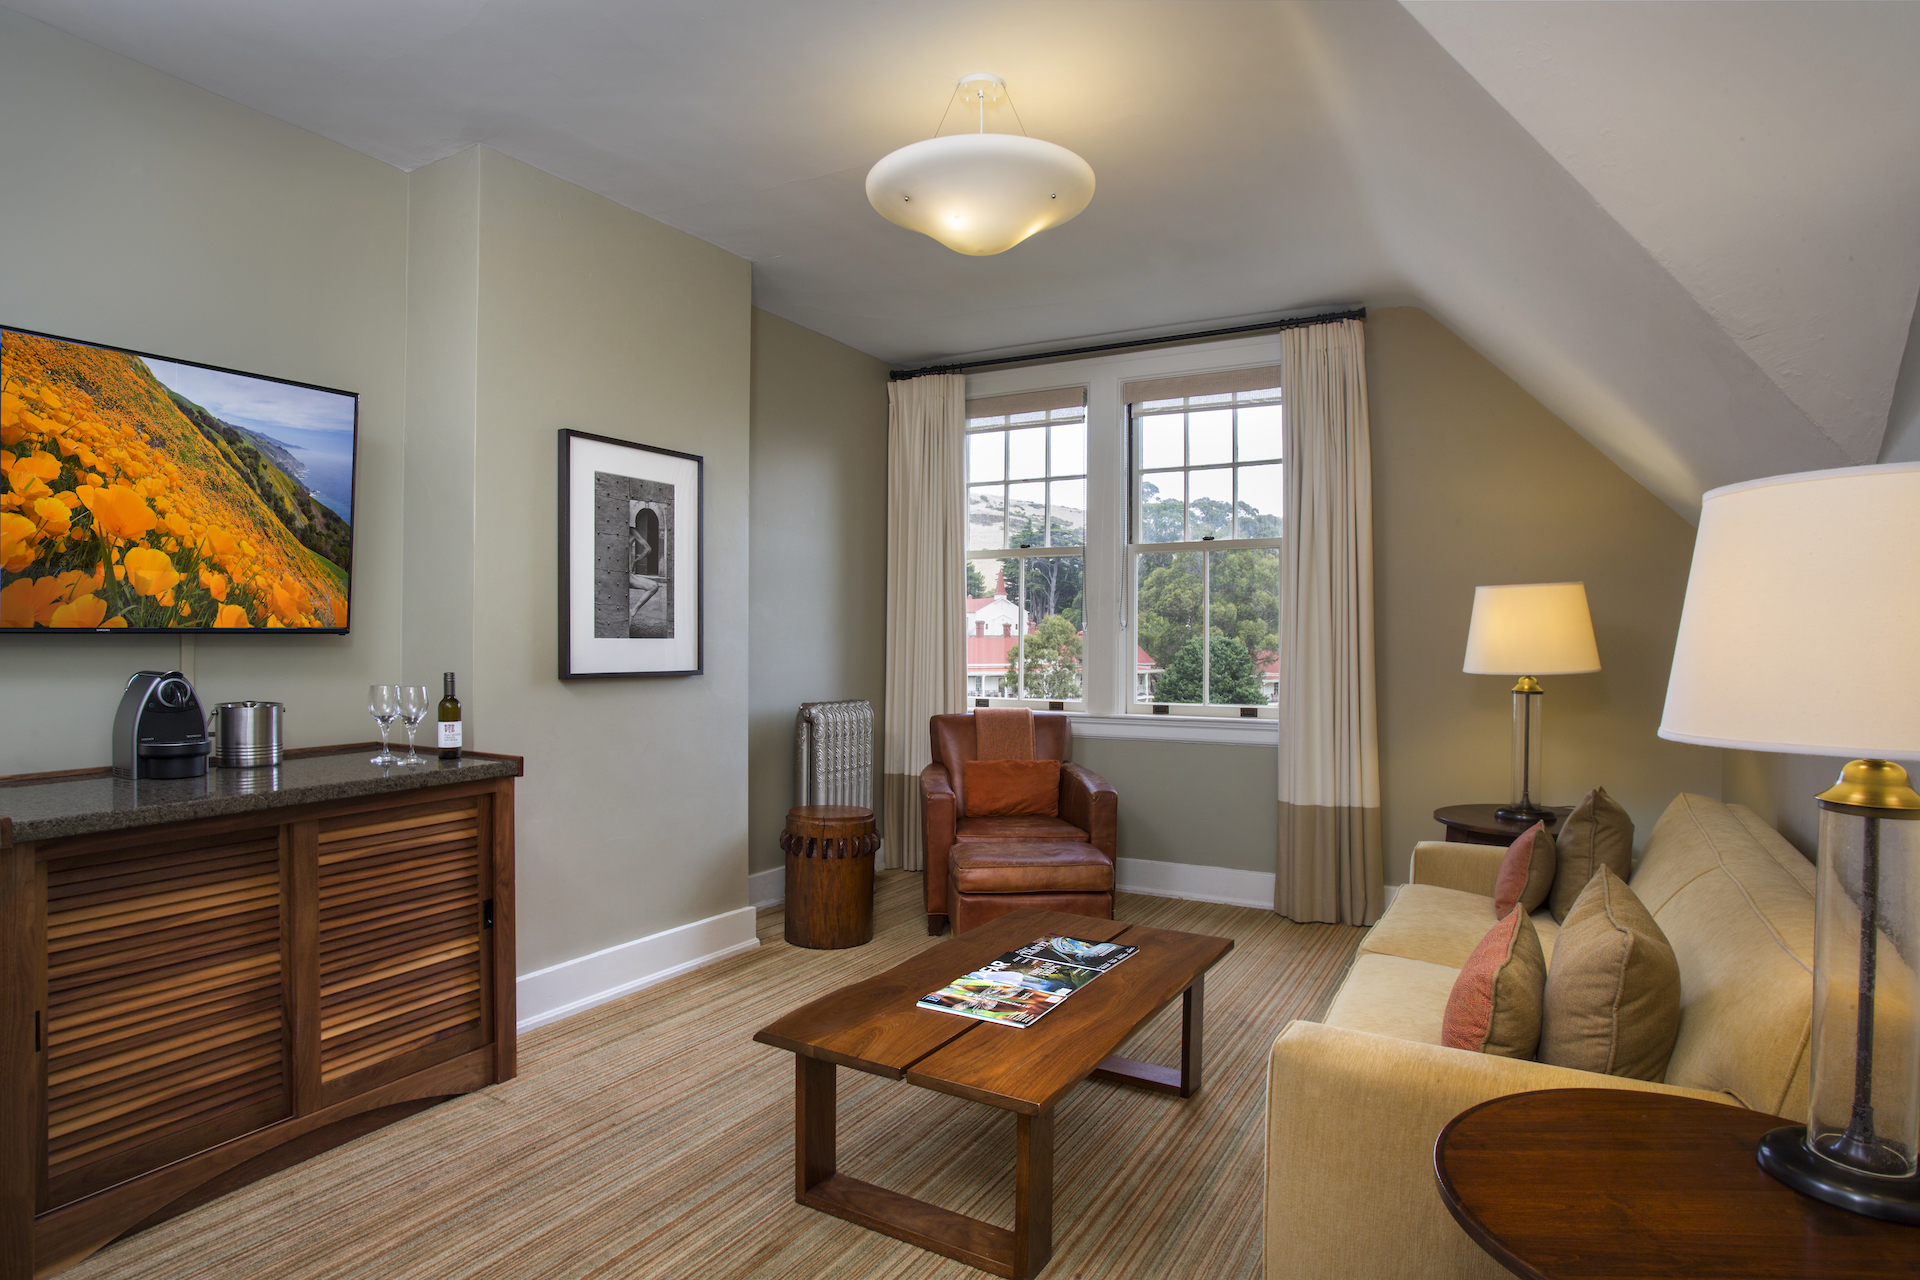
xmin=1757 ymin=1125 xmax=1920 ymax=1225
xmin=1496 ymin=804 xmax=1556 ymax=823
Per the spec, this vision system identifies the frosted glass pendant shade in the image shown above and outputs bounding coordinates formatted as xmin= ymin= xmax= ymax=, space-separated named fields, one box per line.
xmin=865 ymin=133 xmax=1095 ymax=256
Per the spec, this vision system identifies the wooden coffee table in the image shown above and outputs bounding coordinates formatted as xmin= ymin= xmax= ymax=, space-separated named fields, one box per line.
xmin=753 ymin=907 xmax=1233 ymax=1279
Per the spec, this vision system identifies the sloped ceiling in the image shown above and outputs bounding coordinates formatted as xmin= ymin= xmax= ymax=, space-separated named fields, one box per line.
xmin=4 ymin=0 xmax=1916 ymax=518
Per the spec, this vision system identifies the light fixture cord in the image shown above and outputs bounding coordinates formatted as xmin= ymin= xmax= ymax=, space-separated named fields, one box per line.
xmin=932 ymin=88 xmax=958 ymax=139
xmin=1004 ymin=87 xmax=1030 ymax=137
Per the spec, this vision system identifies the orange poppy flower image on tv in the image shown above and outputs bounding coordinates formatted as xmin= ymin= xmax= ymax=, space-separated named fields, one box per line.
xmin=0 ymin=327 xmax=357 ymax=631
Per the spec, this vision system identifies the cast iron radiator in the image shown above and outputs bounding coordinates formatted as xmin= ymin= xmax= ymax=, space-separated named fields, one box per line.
xmin=794 ymin=700 xmax=874 ymax=811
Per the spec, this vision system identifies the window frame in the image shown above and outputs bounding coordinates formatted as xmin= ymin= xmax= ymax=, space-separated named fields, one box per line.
xmin=1126 ymin=388 xmax=1284 ymax=719
xmin=960 ymin=333 xmax=1290 ymax=731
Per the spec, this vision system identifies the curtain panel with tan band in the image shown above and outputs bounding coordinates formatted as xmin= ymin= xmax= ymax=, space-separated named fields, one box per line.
xmin=882 ymin=373 xmax=967 ymax=870
xmin=1275 ymin=318 xmax=1384 ymax=925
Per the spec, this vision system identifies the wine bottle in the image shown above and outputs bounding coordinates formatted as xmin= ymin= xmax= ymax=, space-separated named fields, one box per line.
xmin=437 ymin=672 xmax=463 ymax=761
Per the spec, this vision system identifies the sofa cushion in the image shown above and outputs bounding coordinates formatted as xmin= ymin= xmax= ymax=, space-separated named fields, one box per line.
xmin=962 ymin=759 xmax=1060 ymax=817
xmin=1442 ymin=909 xmax=1546 ymax=1058
xmin=1540 ymin=868 xmax=1681 ymax=1080
xmin=1320 ymin=953 xmax=1458 ymax=1046
xmin=1494 ymin=821 xmax=1555 ymax=918
xmin=1359 ymin=884 xmax=1562 ymax=970
xmin=954 ymin=815 xmax=1089 ymax=843
xmin=950 ymin=841 xmax=1112 ymax=894
xmin=1551 ymin=786 xmax=1634 ymax=922
xmin=1628 ymin=794 xmax=1816 ymax=1115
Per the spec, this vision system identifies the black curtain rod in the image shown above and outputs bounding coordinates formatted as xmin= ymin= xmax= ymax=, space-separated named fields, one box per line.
xmin=887 ymin=308 xmax=1365 ymax=381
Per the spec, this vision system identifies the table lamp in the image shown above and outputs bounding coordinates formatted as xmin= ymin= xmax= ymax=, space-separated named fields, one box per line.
xmin=1463 ymin=582 xmax=1602 ymax=822
xmin=1659 ymin=461 xmax=1920 ymax=1223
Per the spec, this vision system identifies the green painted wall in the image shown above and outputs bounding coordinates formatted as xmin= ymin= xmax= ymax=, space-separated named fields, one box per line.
xmin=746 ymin=310 xmax=891 ymax=875
xmin=1072 ymin=738 xmax=1278 ymax=873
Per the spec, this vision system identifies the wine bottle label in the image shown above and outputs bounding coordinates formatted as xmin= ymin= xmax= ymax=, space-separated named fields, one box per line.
xmin=439 ymin=721 xmax=463 ymax=748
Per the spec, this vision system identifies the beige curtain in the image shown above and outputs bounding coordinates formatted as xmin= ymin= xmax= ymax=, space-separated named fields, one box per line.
xmin=882 ymin=373 xmax=967 ymax=870
xmin=1275 ymin=318 xmax=1384 ymax=925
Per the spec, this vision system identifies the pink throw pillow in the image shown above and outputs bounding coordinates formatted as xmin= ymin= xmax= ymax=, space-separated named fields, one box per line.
xmin=1493 ymin=821 xmax=1555 ymax=919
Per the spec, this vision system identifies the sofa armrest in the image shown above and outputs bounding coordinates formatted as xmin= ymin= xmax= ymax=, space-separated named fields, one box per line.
xmin=922 ymin=763 xmax=956 ymax=919
xmin=1408 ymin=841 xmax=1507 ymax=896
xmin=1060 ymin=762 xmax=1117 ymax=860
xmin=1264 ymin=1021 xmax=1736 ymax=1280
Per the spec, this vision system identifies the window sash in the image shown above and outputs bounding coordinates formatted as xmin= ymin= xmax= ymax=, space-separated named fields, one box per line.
xmin=966 ymin=546 xmax=1085 ymax=707
xmin=1127 ymin=542 xmax=1279 ymax=715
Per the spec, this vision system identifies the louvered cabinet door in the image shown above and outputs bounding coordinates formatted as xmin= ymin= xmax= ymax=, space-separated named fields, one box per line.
xmin=41 ymin=825 xmax=289 ymax=1210
xmin=312 ymin=796 xmax=489 ymax=1105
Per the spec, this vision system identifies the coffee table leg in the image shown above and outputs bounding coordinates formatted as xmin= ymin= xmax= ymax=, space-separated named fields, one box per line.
xmin=1179 ymin=973 xmax=1204 ymax=1099
xmin=1014 ymin=1109 xmax=1054 ymax=1278
xmin=1092 ymin=973 xmax=1206 ymax=1098
xmin=797 ymin=1055 xmax=835 ymax=1196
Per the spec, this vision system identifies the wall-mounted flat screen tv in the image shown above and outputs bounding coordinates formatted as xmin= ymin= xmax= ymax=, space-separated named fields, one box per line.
xmin=1 ymin=327 xmax=356 ymax=632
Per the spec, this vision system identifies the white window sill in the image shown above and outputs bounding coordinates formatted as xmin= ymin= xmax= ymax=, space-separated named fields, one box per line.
xmin=1070 ymin=713 xmax=1279 ymax=746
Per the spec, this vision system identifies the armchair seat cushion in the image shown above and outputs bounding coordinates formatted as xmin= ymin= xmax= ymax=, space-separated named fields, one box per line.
xmin=951 ymin=841 xmax=1114 ymax=895
xmin=954 ymin=815 xmax=1091 ymax=844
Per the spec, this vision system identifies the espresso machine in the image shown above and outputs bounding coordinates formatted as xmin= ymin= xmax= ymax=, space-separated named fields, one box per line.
xmin=111 ymin=670 xmax=211 ymax=780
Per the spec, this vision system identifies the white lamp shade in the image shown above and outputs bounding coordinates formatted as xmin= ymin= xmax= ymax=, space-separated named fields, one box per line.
xmin=865 ymin=133 xmax=1095 ymax=256
xmin=1462 ymin=582 xmax=1602 ymax=675
xmin=1659 ymin=461 xmax=1920 ymax=759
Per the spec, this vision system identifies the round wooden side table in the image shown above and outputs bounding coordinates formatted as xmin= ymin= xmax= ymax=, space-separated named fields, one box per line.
xmin=1434 ymin=1089 xmax=1919 ymax=1279
xmin=1433 ymin=804 xmax=1574 ymax=848
xmin=779 ymin=805 xmax=879 ymax=949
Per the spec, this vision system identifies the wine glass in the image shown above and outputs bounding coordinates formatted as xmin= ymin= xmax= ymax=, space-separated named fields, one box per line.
xmin=398 ymin=685 xmax=430 ymax=765
xmin=368 ymin=685 xmax=401 ymax=765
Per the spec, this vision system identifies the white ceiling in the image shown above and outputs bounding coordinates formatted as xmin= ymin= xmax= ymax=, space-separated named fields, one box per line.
xmin=7 ymin=0 xmax=1918 ymax=517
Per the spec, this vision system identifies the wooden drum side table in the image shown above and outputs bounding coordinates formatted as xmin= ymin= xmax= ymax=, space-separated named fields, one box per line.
xmin=1433 ymin=804 xmax=1574 ymax=847
xmin=780 ymin=804 xmax=878 ymax=949
xmin=1434 ymin=1089 xmax=1919 ymax=1279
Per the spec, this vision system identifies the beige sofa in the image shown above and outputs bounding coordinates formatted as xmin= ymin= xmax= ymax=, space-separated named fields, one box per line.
xmin=1264 ymin=794 xmax=1816 ymax=1280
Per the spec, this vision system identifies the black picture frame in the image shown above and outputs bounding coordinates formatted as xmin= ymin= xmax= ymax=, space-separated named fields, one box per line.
xmin=557 ymin=428 xmax=703 ymax=679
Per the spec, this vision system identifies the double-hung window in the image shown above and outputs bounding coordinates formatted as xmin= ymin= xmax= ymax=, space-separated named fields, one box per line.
xmin=964 ymin=389 xmax=1087 ymax=707
xmin=954 ymin=333 xmax=1288 ymax=726
xmin=1125 ymin=369 xmax=1283 ymax=716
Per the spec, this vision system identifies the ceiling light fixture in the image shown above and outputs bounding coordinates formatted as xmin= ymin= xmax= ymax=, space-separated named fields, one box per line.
xmin=865 ymin=73 xmax=1095 ymax=257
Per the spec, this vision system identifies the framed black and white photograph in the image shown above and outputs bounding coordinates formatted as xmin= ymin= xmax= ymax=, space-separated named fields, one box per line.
xmin=558 ymin=428 xmax=702 ymax=678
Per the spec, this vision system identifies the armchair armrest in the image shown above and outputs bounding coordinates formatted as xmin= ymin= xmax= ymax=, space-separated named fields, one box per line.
xmin=1060 ymin=762 xmax=1117 ymax=859
xmin=921 ymin=763 xmax=956 ymax=921
xmin=1408 ymin=841 xmax=1507 ymax=897
xmin=1264 ymin=1021 xmax=1737 ymax=1280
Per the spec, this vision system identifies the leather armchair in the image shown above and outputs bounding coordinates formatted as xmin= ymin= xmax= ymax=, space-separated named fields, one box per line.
xmin=921 ymin=711 xmax=1118 ymax=935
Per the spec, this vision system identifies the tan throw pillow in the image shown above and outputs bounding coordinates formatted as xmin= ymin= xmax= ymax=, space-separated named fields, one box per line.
xmin=1493 ymin=821 xmax=1555 ymax=919
xmin=1551 ymin=786 xmax=1634 ymax=922
xmin=1539 ymin=867 xmax=1682 ymax=1080
xmin=1442 ymin=908 xmax=1546 ymax=1059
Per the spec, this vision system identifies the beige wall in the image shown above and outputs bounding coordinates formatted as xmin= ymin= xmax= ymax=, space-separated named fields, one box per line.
xmin=1722 ymin=750 xmax=1846 ymax=858
xmin=0 ymin=8 xmax=408 ymax=773
xmin=462 ymin=149 xmax=753 ymax=971
xmin=746 ymin=311 xmax=890 ymax=875
xmin=1369 ymin=307 xmax=1723 ymax=881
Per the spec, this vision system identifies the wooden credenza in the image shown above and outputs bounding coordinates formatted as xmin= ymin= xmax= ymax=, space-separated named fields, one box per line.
xmin=0 ymin=748 xmax=519 ymax=1278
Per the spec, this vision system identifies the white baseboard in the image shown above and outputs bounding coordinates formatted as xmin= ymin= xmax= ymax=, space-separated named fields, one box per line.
xmin=1116 ymin=857 xmax=1275 ymax=909
xmin=748 ymin=865 xmax=785 ymax=909
xmin=517 ymin=906 xmax=759 ymax=1033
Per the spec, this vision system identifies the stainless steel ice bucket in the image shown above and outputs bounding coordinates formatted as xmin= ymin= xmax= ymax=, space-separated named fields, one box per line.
xmin=210 ymin=700 xmax=284 ymax=768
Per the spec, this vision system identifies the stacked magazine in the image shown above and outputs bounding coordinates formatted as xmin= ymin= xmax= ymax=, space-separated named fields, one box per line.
xmin=917 ymin=935 xmax=1139 ymax=1029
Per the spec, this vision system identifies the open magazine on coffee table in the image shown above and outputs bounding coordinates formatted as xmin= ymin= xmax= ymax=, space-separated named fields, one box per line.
xmin=916 ymin=934 xmax=1139 ymax=1028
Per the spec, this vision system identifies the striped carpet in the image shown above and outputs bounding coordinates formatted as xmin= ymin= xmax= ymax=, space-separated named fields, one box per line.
xmin=67 ymin=873 xmax=1363 ymax=1280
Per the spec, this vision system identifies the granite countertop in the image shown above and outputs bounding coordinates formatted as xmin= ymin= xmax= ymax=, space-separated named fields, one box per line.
xmin=0 ymin=749 xmax=522 ymax=845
